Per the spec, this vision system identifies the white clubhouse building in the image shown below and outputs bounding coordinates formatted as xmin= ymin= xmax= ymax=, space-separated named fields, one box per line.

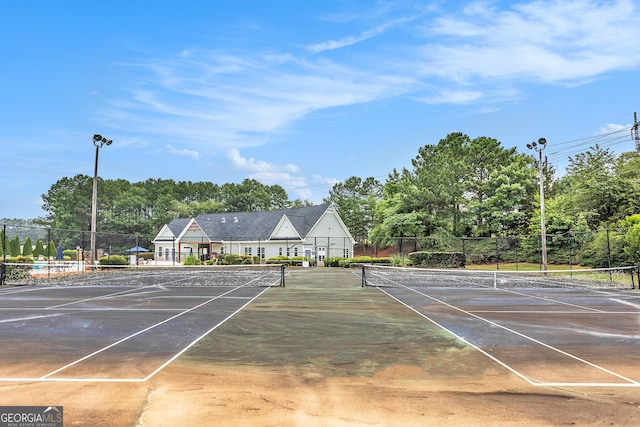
xmin=152 ymin=204 xmax=355 ymax=263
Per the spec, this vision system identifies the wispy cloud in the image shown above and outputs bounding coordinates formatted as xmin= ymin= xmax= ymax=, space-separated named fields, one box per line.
xmin=166 ymin=144 xmax=200 ymax=160
xmin=598 ymin=123 xmax=628 ymax=134
xmin=227 ymin=148 xmax=323 ymax=201
xmin=227 ymin=148 xmax=298 ymax=173
xmin=306 ymin=16 xmax=416 ymax=53
xmin=102 ymin=50 xmax=414 ymax=155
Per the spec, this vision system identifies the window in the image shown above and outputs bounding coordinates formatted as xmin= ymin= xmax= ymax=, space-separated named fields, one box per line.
xmin=286 ymin=247 xmax=290 ymax=257
xmin=244 ymin=247 xmax=252 ymax=256
xmin=279 ymin=247 xmax=283 ymax=256
xmin=258 ymin=247 xmax=265 ymax=259
xmin=343 ymin=248 xmax=350 ymax=258
xmin=294 ymin=247 xmax=298 ymax=257
xmin=220 ymin=246 xmax=225 ymax=255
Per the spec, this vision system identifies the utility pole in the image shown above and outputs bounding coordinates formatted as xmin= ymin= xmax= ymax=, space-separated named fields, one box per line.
xmin=633 ymin=112 xmax=639 ymax=151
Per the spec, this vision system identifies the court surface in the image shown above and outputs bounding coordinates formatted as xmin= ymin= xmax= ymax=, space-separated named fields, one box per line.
xmin=1 ymin=270 xmax=638 ymax=386
xmin=0 ymin=284 xmax=269 ymax=381
xmin=1 ymin=268 xmax=639 ymax=426
xmin=376 ymin=284 xmax=640 ymax=387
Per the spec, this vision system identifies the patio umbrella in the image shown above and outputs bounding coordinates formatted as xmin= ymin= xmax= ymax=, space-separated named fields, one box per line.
xmin=56 ymin=245 xmax=63 ymax=260
xmin=127 ymin=246 xmax=149 ymax=253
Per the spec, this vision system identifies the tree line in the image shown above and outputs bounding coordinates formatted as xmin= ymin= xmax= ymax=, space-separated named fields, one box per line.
xmin=7 ymin=131 xmax=640 ymax=266
xmin=38 ymin=177 xmax=311 ymax=239
xmin=323 ymin=132 xmax=640 ymax=266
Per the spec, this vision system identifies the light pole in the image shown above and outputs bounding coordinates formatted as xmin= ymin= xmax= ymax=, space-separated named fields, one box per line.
xmin=90 ymin=134 xmax=112 ymax=266
xmin=527 ymin=137 xmax=547 ymax=272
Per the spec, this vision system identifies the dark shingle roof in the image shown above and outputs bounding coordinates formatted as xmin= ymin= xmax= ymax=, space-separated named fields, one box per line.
xmin=193 ymin=204 xmax=331 ymax=241
xmin=167 ymin=218 xmax=191 ymax=237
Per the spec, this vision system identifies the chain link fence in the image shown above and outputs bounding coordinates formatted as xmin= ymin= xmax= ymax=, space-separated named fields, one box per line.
xmin=1 ymin=224 xmax=154 ymax=263
xmin=358 ymin=228 xmax=637 ymax=270
xmin=1 ymin=223 xmax=638 ymax=285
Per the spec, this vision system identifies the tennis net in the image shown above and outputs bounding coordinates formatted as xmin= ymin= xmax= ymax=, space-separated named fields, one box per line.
xmin=359 ymin=264 xmax=638 ymax=290
xmin=1 ymin=262 xmax=286 ymax=287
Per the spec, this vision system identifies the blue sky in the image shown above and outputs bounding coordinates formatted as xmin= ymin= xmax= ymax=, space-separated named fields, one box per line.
xmin=2 ymin=1 xmax=640 ymax=219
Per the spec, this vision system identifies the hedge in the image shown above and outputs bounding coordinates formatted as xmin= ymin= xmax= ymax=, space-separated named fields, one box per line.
xmin=98 ymin=255 xmax=128 ymax=265
xmin=408 ymin=251 xmax=466 ymax=268
xmin=324 ymin=256 xmax=392 ymax=268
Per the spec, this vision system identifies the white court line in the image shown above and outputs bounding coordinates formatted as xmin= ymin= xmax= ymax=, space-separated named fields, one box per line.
xmin=37 ymin=286 xmax=257 ymax=380
xmin=379 ymin=286 xmax=640 ymax=387
xmin=470 ymin=310 xmax=638 ymax=314
xmin=0 ymin=313 xmax=67 ymax=324
xmin=0 ymin=286 xmax=52 ymax=295
xmin=0 ymin=286 xmax=273 ymax=383
xmin=141 ymin=285 xmax=270 ymax=382
xmin=491 ymin=287 xmax=607 ymax=312
xmin=45 ymin=286 xmax=159 ymax=309
xmin=45 ymin=274 xmax=202 ymax=310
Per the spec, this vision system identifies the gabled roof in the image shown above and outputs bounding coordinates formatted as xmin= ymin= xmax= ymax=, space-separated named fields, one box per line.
xmin=168 ymin=218 xmax=192 ymax=237
xmin=152 ymin=217 xmax=192 ymax=243
xmin=193 ymin=204 xmax=332 ymax=241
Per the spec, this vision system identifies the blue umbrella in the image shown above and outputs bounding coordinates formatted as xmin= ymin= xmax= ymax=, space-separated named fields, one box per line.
xmin=56 ymin=245 xmax=63 ymax=261
xmin=127 ymin=246 xmax=149 ymax=253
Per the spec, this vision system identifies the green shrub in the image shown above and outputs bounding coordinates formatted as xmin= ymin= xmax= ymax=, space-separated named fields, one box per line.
xmin=220 ymin=254 xmax=244 ymax=265
xmin=6 ymin=256 xmax=34 ymax=264
xmin=408 ymin=251 xmax=466 ymax=268
xmin=5 ymin=265 xmax=31 ymax=280
xmin=183 ymin=254 xmax=202 ymax=265
xmin=63 ymin=249 xmax=78 ymax=260
xmin=391 ymin=254 xmax=410 ymax=267
xmin=98 ymin=255 xmax=128 ymax=265
xmin=323 ymin=257 xmax=343 ymax=267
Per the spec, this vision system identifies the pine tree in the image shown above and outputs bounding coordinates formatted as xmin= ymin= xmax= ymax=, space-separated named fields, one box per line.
xmin=10 ymin=236 xmax=21 ymax=257
xmin=22 ymin=236 xmax=33 ymax=257
xmin=46 ymin=240 xmax=57 ymax=258
xmin=33 ymin=239 xmax=45 ymax=258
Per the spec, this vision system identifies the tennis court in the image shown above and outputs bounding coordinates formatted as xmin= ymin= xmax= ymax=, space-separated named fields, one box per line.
xmin=1 ymin=266 xmax=639 ymax=425
xmin=0 ymin=265 xmax=284 ymax=381
xmin=361 ymin=264 xmax=640 ymax=387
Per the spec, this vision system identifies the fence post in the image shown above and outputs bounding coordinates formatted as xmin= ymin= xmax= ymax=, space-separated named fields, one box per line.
xmin=462 ymin=238 xmax=466 ymax=261
xmin=281 ymin=264 xmax=286 ymax=287
xmin=606 ymin=229 xmax=612 ymax=269
xmin=568 ymin=231 xmax=572 ymax=274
